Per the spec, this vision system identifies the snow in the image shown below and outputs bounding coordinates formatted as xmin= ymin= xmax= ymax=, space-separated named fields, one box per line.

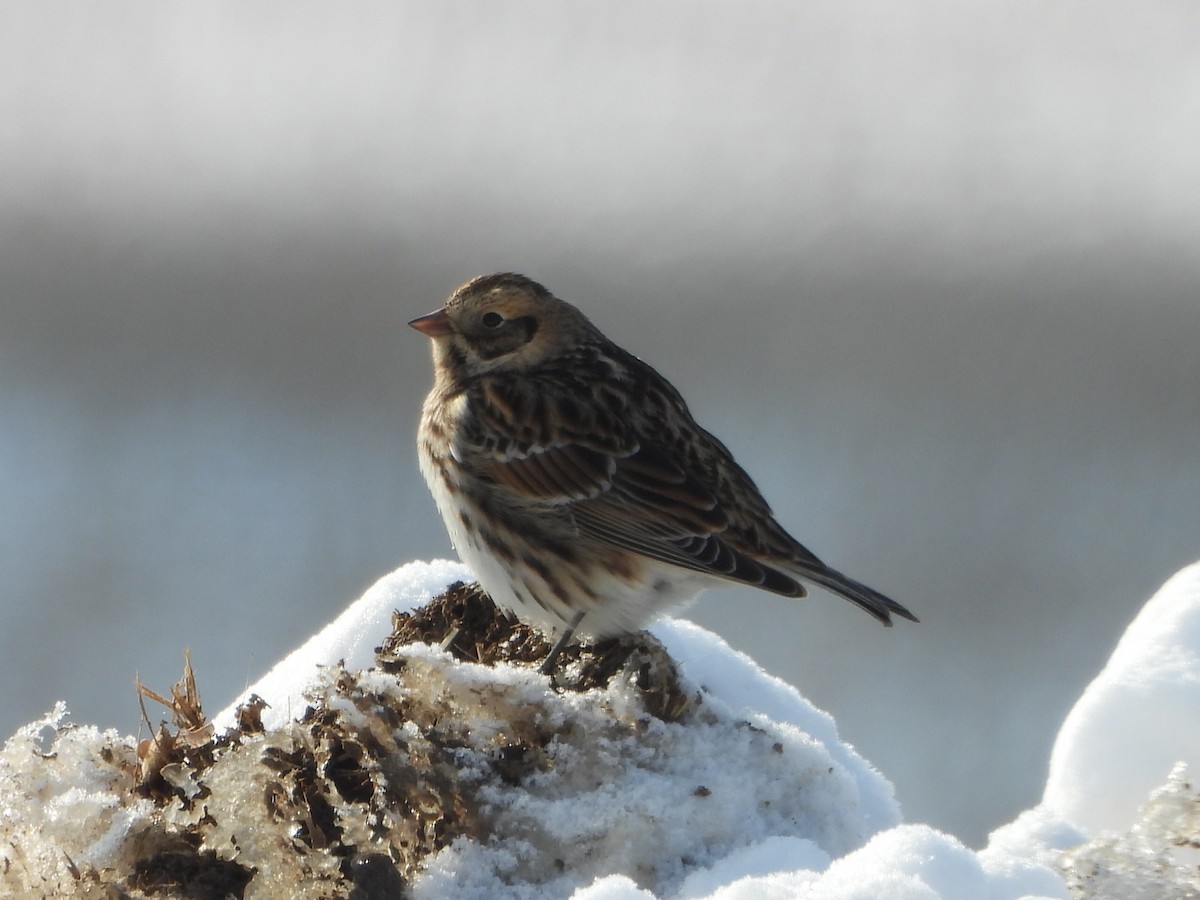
xmin=1043 ymin=562 xmax=1200 ymax=835
xmin=5 ymin=558 xmax=1200 ymax=897
xmin=388 ymin=635 xmax=889 ymax=898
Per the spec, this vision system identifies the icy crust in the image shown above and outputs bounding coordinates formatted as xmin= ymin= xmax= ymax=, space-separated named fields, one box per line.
xmin=1055 ymin=764 xmax=1200 ymax=900
xmin=0 ymin=702 xmax=153 ymax=895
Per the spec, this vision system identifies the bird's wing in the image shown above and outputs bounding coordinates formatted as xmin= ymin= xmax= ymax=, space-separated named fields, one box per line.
xmin=463 ymin=371 xmax=809 ymax=597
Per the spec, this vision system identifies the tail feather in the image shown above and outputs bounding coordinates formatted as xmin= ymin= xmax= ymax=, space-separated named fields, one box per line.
xmin=798 ymin=565 xmax=919 ymax=626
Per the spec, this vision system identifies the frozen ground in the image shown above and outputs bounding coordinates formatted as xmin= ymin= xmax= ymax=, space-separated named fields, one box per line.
xmin=3 ymin=560 xmax=1200 ymax=898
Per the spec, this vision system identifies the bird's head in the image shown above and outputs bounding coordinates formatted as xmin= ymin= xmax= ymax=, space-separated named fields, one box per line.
xmin=410 ymin=273 xmax=596 ymax=379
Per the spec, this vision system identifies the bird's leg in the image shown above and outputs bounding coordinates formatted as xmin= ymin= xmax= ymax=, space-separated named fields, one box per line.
xmin=539 ymin=610 xmax=586 ymax=675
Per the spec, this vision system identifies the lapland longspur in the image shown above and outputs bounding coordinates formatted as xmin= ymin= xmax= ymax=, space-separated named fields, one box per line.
xmin=411 ymin=274 xmax=916 ymax=668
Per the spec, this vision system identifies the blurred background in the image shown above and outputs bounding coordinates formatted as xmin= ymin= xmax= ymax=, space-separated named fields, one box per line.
xmin=2 ymin=1 xmax=1198 ymax=847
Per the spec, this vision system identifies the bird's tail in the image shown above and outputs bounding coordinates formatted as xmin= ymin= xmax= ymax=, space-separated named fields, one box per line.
xmin=797 ymin=564 xmax=919 ymax=626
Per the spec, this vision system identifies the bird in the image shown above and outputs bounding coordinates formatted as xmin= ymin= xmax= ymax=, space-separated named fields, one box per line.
xmin=410 ymin=273 xmax=916 ymax=671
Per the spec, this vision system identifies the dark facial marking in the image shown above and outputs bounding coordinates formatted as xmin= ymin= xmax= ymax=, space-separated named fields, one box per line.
xmin=473 ymin=315 xmax=540 ymax=360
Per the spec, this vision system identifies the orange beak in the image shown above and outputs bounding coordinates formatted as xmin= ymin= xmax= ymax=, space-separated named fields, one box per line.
xmin=408 ymin=308 xmax=455 ymax=337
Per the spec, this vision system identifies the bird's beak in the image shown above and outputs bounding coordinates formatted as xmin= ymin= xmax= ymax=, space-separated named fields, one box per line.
xmin=408 ymin=308 xmax=455 ymax=337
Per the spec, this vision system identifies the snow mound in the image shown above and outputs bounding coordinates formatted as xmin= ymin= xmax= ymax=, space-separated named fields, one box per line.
xmin=1044 ymin=561 xmax=1200 ymax=836
xmin=0 ymin=567 xmax=898 ymax=898
xmin=3 ymin=559 xmax=1200 ymax=898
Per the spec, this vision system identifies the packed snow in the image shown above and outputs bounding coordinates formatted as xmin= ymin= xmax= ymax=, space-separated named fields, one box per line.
xmin=3 ymin=559 xmax=1200 ymax=898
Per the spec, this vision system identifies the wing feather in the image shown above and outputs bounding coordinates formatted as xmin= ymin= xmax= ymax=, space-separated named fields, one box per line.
xmin=458 ymin=362 xmax=818 ymax=595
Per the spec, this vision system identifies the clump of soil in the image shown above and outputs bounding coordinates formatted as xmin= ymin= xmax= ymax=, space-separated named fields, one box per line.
xmin=382 ymin=581 xmax=690 ymax=721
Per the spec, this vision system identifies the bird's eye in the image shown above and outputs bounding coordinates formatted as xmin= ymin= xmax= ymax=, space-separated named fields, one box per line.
xmin=481 ymin=311 xmax=504 ymax=329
